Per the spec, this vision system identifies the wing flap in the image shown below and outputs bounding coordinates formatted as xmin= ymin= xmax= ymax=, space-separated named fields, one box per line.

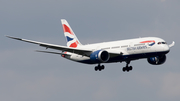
xmin=36 ymin=50 xmax=63 ymax=55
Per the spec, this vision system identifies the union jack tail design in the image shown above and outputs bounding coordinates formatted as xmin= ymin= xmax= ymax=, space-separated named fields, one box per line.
xmin=61 ymin=19 xmax=82 ymax=48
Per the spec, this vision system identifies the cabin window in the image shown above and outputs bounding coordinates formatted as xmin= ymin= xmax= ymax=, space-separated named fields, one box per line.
xmin=121 ymin=45 xmax=128 ymax=48
xmin=101 ymin=47 xmax=110 ymax=50
xmin=111 ymin=46 xmax=120 ymax=49
xmin=134 ymin=43 xmax=145 ymax=46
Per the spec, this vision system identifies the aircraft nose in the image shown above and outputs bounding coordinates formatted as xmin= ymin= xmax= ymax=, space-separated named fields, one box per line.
xmin=163 ymin=45 xmax=170 ymax=53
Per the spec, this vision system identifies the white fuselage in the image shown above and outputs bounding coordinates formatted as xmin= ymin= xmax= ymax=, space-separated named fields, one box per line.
xmin=63 ymin=37 xmax=170 ymax=64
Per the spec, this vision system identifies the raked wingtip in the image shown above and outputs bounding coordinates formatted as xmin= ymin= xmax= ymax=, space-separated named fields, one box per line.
xmin=169 ymin=41 xmax=175 ymax=48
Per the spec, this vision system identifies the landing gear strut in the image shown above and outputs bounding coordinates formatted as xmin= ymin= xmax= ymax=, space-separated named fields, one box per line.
xmin=95 ymin=64 xmax=105 ymax=71
xmin=122 ymin=61 xmax=133 ymax=72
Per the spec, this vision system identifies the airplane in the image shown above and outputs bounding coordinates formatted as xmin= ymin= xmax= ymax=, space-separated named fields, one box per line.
xmin=6 ymin=19 xmax=175 ymax=72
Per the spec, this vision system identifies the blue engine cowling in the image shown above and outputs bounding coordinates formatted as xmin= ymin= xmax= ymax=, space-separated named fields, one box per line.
xmin=147 ymin=55 xmax=166 ymax=65
xmin=90 ymin=50 xmax=110 ymax=63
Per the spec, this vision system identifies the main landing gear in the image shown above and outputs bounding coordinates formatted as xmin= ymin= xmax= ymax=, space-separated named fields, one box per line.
xmin=122 ymin=61 xmax=133 ymax=72
xmin=94 ymin=61 xmax=133 ymax=72
xmin=95 ymin=64 xmax=105 ymax=71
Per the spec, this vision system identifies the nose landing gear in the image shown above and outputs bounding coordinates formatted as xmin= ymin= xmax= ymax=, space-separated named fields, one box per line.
xmin=95 ymin=64 xmax=105 ymax=71
xmin=122 ymin=61 xmax=133 ymax=72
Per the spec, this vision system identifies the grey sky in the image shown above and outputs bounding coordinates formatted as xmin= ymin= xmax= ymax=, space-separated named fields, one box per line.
xmin=0 ymin=0 xmax=180 ymax=101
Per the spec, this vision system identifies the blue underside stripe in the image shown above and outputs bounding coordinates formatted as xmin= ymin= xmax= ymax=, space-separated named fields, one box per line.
xmin=77 ymin=51 xmax=169 ymax=64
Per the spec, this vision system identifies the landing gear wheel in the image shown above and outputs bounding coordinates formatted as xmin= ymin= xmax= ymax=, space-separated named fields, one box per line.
xmin=95 ymin=66 xmax=98 ymax=71
xmin=94 ymin=64 xmax=105 ymax=71
xmin=122 ymin=67 xmax=126 ymax=72
xmin=129 ymin=66 xmax=133 ymax=70
xmin=102 ymin=65 xmax=105 ymax=70
xmin=122 ymin=61 xmax=133 ymax=72
xmin=122 ymin=60 xmax=133 ymax=72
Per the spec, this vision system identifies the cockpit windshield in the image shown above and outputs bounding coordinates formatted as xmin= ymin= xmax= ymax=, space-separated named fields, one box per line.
xmin=158 ymin=42 xmax=167 ymax=45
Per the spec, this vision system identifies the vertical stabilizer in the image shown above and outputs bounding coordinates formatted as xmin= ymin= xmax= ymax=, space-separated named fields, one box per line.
xmin=61 ymin=19 xmax=82 ymax=48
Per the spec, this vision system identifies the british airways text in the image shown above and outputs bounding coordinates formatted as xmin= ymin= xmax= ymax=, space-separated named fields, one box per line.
xmin=127 ymin=46 xmax=147 ymax=51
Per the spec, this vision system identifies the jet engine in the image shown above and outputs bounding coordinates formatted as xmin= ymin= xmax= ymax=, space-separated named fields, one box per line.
xmin=147 ymin=55 xmax=166 ymax=65
xmin=90 ymin=50 xmax=110 ymax=63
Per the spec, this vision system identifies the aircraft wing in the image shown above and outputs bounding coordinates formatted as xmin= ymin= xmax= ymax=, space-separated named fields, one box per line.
xmin=6 ymin=36 xmax=92 ymax=56
xmin=6 ymin=36 xmax=124 ymax=57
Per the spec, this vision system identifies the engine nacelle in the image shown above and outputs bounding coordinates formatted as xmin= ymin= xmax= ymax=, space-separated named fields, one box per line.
xmin=147 ymin=55 xmax=166 ymax=65
xmin=90 ymin=50 xmax=110 ymax=63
